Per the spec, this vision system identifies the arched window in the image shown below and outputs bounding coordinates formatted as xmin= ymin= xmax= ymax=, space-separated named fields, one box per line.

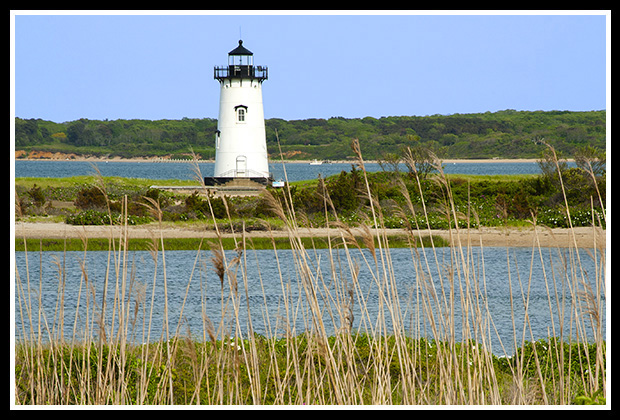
xmin=234 ymin=105 xmax=248 ymax=123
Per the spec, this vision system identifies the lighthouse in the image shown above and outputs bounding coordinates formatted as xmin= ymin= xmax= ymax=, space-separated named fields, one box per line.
xmin=208 ymin=40 xmax=271 ymax=185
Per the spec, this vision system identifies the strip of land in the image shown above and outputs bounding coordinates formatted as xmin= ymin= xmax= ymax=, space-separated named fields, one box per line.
xmin=15 ymin=150 xmax=553 ymax=164
xmin=13 ymin=222 xmax=605 ymax=249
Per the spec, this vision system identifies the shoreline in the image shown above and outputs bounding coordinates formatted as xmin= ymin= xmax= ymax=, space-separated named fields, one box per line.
xmin=13 ymin=222 xmax=605 ymax=249
xmin=15 ymin=150 xmax=553 ymax=164
xmin=15 ymin=157 xmax=548 ymax=164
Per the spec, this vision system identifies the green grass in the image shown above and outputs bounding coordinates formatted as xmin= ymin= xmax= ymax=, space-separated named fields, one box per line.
xmin=14 ymin=333 xmax=605 ymax=405
xmin=15 ymin=175 xmax=200 ymax=190
xmin=444 ymin=172 xmax=538 ymax=183
xmin=15 ymin=234 xmax=448 ymax=252
xmin=14 ymin=172 xmax=535 ymax=192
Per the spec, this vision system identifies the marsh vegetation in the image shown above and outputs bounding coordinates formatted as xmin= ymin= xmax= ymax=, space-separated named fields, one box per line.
xmin=13 ymin=141 xmax=606 ymax=405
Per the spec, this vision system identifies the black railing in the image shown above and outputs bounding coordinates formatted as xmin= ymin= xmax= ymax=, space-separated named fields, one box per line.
xmin=214 ymin=65 xmax=268 ymax=81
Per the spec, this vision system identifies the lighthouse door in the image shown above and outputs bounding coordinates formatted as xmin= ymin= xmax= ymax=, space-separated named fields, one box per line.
xmin=236 ymin=155 xmax=247 ymax=177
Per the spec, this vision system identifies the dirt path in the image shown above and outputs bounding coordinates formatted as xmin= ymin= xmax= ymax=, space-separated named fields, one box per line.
xmin=13 ymin=221 xmax=606 ymax=249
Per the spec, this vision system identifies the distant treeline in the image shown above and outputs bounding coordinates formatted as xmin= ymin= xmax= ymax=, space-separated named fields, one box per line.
xmin=15 ymin=109 xmax=605 ymax=160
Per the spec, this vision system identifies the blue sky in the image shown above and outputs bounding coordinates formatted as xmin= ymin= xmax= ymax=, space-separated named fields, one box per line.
xmin=12 ymin=11 xmax=608 ymax=123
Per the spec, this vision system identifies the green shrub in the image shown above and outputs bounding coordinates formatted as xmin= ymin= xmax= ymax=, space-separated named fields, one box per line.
xmin=184 ymin=191 xmax=227 ymax=219
xmin=74 ymin=186 xmax=108 ymax=210
xmin=537 ymin=208 xmax=605 ymax=228
xmin=65 ymin=210 xmax=151 ymax=226
xmin=26 ymin=184 xmax=46 ymax=208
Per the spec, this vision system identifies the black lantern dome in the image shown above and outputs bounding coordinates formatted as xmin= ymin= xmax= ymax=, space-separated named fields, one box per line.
xmin=228 ymin=39 xmax=253 ymax=56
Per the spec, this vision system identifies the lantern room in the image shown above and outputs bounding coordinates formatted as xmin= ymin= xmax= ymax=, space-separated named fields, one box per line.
xmin=214 ymin=40 xmax=268 ymax=81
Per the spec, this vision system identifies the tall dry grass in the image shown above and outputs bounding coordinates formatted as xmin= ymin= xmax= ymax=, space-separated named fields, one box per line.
xmin=13 ymin=142 xmax=606 ymax=405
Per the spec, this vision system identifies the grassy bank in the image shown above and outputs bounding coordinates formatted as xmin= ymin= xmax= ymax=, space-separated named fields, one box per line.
xmin=14 ymin=334 xmax=605 ymax=405
xmin=15 ymin=151 xmax=605 ymax=233
xmin=15 ymin=234 xmax=447 ymax=252
xmin=13 ymin=142 xmax=607 ymax=406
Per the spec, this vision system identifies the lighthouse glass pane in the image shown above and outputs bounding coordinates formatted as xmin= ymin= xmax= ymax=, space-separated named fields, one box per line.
xmin=229 ymin=55 xmax=253 ymax=66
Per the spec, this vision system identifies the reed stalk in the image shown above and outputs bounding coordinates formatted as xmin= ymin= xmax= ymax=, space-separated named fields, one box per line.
xmin=13 ymin=145 xmax=606 ymax=406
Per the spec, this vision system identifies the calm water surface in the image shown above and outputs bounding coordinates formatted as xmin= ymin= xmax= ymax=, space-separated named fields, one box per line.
xmin=14 ymin=160 xmax=568 ymax=181
xmin=14 ymin=246 xmax=605 ymax=355
xmin=13 ymin=160 xmax=604 ymax=355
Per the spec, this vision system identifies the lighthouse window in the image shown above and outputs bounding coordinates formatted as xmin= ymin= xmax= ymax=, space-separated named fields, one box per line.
xmin=234 ymin=105 xmax=248 ymax=123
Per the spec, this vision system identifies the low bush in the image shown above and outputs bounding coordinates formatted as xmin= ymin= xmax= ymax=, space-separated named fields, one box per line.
xmin=65 ymin=209 xmax=151 ymax=226
xmin=74 ymin=185 xmax=108 ymax=210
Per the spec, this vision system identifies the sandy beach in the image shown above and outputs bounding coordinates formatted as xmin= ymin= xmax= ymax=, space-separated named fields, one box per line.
xmin=14 ymin=221 xmax=605 ymax=249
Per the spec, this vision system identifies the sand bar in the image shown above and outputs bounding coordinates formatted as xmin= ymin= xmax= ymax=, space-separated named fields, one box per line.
xmin=14 ymin=222 xmax=605 ymax=249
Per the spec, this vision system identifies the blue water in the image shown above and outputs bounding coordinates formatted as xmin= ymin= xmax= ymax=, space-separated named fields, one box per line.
xmin=13 ymin=160 xmax=566 ymax=182
xmin=14 ymin=247 xmax=605 ymax=355
xmin=13 ymin=159 xmax=605 ymax=353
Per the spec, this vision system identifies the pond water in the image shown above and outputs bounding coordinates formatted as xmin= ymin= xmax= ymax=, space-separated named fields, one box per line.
xmin=14 ymin=246 xmax=605 ymax=356
xmin=14 ymin=160 xmax=569 ymax=181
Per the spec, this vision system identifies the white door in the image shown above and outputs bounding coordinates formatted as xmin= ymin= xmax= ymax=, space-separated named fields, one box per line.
xmin=236 ymin=155 xmax=247 ymax=177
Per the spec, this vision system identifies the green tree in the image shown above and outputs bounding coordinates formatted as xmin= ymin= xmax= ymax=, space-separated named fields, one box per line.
xmin=66 ymin=119 xmax=88 ymax=146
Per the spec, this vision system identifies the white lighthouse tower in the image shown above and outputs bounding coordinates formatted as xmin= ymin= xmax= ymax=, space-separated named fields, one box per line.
xmin=210 ymin=40 xmax=270 ymax=185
